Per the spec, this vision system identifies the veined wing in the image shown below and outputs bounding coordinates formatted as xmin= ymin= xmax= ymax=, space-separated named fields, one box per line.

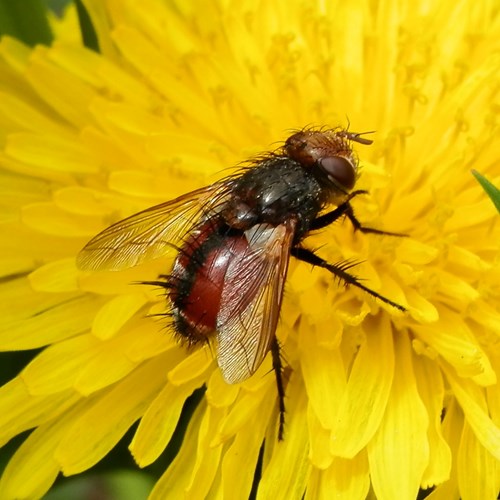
xmin=77 ymin=181 xmax=233 ymax=271
xmin=215 ymin=220 xmax=296 ymax=384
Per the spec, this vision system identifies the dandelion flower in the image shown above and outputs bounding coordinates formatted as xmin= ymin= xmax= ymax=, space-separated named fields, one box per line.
xmin=1 ymin=1 xmax=499 ymax=499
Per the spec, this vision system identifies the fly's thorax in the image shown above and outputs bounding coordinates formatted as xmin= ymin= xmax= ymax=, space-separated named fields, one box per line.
xmin=223 ymin=157 xmax=325 ymax=230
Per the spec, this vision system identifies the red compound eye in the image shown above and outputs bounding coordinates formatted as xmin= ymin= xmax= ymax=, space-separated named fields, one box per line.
xmin=318 ymin=156 xmax=356 ymax=191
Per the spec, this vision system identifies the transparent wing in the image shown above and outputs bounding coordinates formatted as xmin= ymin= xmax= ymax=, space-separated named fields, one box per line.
xmin=77 ymin=181 xmax=233 ymax=271
xmin=215 ymin=220 xmax=296 ymax=384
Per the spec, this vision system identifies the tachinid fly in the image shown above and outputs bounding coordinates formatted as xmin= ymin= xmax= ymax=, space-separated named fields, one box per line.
xmin=77 ymin=127 xmax=406 ymax=439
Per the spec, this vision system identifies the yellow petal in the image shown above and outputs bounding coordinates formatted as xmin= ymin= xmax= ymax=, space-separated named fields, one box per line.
xmin=257 ymin=372 xmax=310 ymax=499
xmin=108 ymin=170 xmax=170 ymax=199
xmin=330 ymin=315 xmax=395 ymax=458
xmin=91 ymin=293 xmax=148 ymax=340
xmin=213 ymin=380 xmax=274 ymax=445
xmin=55 ymin=355 xmax=168 ymax=474
xmin=130 ymin=370 xmax=206 ymax=467
xmin=26 ymin=49 xmax=96 ymax=127
xmin=22 ymin=202 xmax=102 ymax=237
xmin=53 ymin=186 xmax=115 ymax=216
xmin=0 ymin=223 xmax=83 ymax=275
xmin=0 ymin=377 xmax=79 ymax=447
xmin=425 ymin=398 xmax=463 ymax=500
xmin=300 ymin=325 xmax=346 ymax=430
xmin=368 ymin=332 xmax=429 ymax=500
xmin=307 ymin=452 xmax=370 ymax=500
xmin=0 ymin=402 xmax=87 ymax=499
xmin=0 ymin=287 xmax=103 ymax=350
xmin=307 ymin=406 xmax=333 ymax=469
xmin=0 ymin=90 xmax=66 ymax=134
xmin=486 ymin=350 xmax=500 ymax=424
xmin=219 ymin=387 xmax=276 ymax=498
xmin=185 ymin=405 xmax=225 ymax=498
xmin=149 ymin=400 xmax=206 ymax=500
xmin=469 ymin=300 xmax=500 ymax=333
xmin=206 ymin=369 xmax=240 ymax=408
xmin=168 ymin=348 xmax=213 ymax=385
xmin=414 ymin=305 xmax=496 ymax=383
xmin=438 ymin=269 xmax=480 ymax=304
xmin=29 ymin=258 xmax=79 ymax=292
xmin=446 ymin=198 xmax=499 ymax=231
xmin=443 ymin=364 xmax=500 ymax=461
xmin=396 ymin=238 xmax=439 ymax=265
xmin=406 ymin=287 xmax=439 ymax=323
xmin=457 ymin=421 xmax=500 ymax=500
xmin=413 ymin=354 xmax=452 ymax=488
xmin=6 ymin=132 xmax=99 ymax=173
xmin=22 ymin=330 xmax=155 ymax=395
xmin=0 ymin=171 xmax=47 ymax=224
xmin=75 ymin=324 xmax=172 ymax=394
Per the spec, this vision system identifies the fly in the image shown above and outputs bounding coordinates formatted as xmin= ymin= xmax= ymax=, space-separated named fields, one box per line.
xmin=77 ymin=127 xmax=406 ymax=439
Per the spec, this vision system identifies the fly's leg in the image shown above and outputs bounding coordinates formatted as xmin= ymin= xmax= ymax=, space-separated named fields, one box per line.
xmin=343 ymin=203 xmax=407 ymax=237
xmin=309 ymin=190 xmax=367 ymax=230
xmin=310 ymin=190 xmax=406 ymax=237
xmin=291 ymin=247 xmax=406 ymax=311
xmin=270 ymin=336 xmax=286 ymax=441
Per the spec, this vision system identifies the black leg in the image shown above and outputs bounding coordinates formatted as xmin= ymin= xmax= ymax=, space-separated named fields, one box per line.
xmin=291 ymin=247 xmax=406 ymax=311
xmin=311 ymin=190 xmax=407 ymax=237
xmin=270 ymin=336 xmax=286 ymax=441
xmin=310 ymin=190 xmax=367 ymax=231
xmin=343 ymin=204 xmax=407 ymax=237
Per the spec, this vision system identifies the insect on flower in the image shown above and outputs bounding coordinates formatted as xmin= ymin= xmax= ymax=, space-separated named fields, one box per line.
xmin=77 ymin=127 xmax=406 ymax=439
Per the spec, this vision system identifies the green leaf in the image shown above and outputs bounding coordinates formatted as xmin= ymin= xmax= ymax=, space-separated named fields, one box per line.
xmin=472 ymin=170 xmax=500 ymax=214
xmin=44 ymin=471 xmax=154 ymax=500
xmin=0 ymin=0 xmax=53 ymax=46
xmin=45 ymin=0 xmax=72 ymax=17
xmin=75 ymin=0 xmax=99 ymax=52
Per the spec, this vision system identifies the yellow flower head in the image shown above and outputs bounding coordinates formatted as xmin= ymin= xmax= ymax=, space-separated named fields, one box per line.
xmin=0 ymin=1 xmax=499 ymax=499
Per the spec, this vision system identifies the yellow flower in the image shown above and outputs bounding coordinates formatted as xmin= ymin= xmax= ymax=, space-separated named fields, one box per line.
xmin=1 ymin=1 xmax=499 ymax=499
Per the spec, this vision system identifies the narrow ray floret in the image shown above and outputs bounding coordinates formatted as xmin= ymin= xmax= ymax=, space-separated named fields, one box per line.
xmin=77 ymin=127 xmax=406 ymax=439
